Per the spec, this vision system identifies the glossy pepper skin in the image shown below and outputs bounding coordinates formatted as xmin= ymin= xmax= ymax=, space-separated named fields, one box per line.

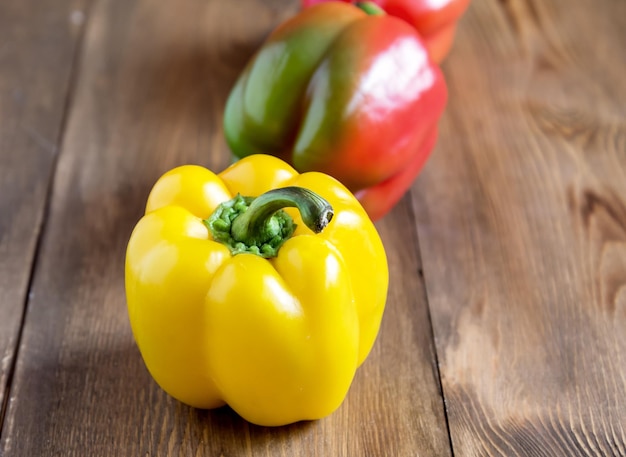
xmin=224 ymin=2 xmax=447 ymax=221
xmin=125 ymin=154 xmax=388 ymax=426
xmin=302 ymin=0 xmax=471 ymax=63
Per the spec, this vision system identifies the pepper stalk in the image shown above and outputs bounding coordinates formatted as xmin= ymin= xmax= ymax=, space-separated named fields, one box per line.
xmin=205 ymin=187 xmax=334 ymax=258
xmin=355 ymin=2 xmax=385 ymax=15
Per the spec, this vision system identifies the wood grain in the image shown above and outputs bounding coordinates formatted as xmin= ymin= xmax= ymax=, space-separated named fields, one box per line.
xmin=412 ymin=0 xmax=626 ymax=455
xmin=0 ymin=0 xmax=88 ymax=419
xmin=0 ymin=0 xmax=450 ymax=455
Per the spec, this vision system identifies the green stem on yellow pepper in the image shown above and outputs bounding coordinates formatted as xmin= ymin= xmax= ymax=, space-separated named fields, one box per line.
xmin=205 ymin=187 xmax=334 ymax=258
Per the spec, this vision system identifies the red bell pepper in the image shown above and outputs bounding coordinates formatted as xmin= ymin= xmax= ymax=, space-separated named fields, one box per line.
xmin=224 ymin=2 xmax=447 ymax=220
xmin=302 ymin=0 xmax=471 ymax=63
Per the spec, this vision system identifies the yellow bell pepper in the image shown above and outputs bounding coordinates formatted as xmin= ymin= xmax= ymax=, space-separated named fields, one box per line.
xmin=125 ymin=154 xmax=388 ymax=426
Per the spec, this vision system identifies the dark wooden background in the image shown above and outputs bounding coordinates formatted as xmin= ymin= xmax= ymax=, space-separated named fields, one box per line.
xmin=1 ymin=0 xmax=624 ymax=455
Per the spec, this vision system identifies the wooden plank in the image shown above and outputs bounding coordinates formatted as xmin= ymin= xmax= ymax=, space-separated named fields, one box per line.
xmin=0 ymin=0 xmax=451 ymax=455
xmin=412 ymin=0 xmax=626 ymax=455
xmin=0 ymin=0 xmax=88 ymax=419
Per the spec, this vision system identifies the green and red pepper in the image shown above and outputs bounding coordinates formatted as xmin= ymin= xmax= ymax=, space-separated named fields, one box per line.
xmin=224 ymin=2 xmax=447 ymax=220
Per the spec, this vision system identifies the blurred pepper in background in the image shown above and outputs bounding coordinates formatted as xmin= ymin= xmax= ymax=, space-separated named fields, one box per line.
xmin=224 ymin=2 xmax=447 ymax=220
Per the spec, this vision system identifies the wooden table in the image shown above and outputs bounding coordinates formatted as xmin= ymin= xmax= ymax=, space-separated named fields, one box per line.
xmin=1 ymin=0 xmax=624 ymax=455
